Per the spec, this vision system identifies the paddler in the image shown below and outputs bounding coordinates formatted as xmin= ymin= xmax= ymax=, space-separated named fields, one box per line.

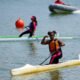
xmin=41 ymin=31 xmax=65 ymax=64
xmin=54 ymin=0 xmax=65 ymax=5
xmin=19 ymin=16 xmax=37 ymax=37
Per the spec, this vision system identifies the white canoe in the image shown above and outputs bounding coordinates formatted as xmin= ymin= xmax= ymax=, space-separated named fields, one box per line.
xmin=49 ymin=4 xmax=78 ymax=13
xmin=0 ymin=36 xmax=43 ymax=41
xmin=0 ymin=35 xmax=79 ymax=41
xmin=11 ymin=60 xmax=80 ymax=76
xmin=0 ymin=37 xmax=42 ymax=41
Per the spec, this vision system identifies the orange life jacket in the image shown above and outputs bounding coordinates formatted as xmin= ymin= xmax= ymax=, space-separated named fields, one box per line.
xmin=49 ymin=39 xmax=60 ymax=53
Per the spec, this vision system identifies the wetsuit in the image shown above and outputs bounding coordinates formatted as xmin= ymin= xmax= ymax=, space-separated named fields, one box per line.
xmin=49 ymin=39 xmax=62 ymax=64
xmin=19 ymin=21 xmax=37 ymax=37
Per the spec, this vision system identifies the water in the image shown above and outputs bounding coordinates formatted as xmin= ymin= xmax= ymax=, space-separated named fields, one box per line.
xmin=0 ymin=0 xmax=80 ymax=80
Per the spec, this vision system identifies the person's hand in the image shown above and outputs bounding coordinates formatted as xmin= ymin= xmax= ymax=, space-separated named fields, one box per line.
xmin=24 ymin=26 xmax=27 ymax=28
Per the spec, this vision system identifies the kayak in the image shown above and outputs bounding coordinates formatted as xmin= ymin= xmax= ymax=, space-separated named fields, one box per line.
xmin=0 ymin=35 xmax=79 ymax=41
xmin=49 ymin=4 xmax=78 ymax=14
xmin=11 ymin=60 xmax=80 ymax=76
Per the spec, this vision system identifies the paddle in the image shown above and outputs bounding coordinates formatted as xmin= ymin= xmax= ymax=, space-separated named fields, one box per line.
xmin=39 ymin=55 xmax=51 ymax=65
xmin=39 ymin=50 xmax=57 ymax=65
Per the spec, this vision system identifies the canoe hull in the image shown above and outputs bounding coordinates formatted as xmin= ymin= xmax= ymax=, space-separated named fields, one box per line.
xmin=11 ymin=60 xmax=80 ymax=76
xmin=0 ymin=36 xmax=76 ymax=41
xmin=49 ymin=4 xmax=77 ymax=13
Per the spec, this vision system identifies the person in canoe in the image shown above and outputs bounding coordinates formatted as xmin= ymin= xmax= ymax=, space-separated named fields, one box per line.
xmin=19 ymin=16 xmax=37 ymax=37
xmin=54 ymin=0 xmax=65 ymax=5
xmin=41 ymin=31 xmax=65 ymax=64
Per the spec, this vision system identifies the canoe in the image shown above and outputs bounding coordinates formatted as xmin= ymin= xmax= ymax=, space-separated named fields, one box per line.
xmin=0 ymin=36 xmax=43 ymax=41
xmin=49 ymin=4 xmax=78 ymax=13
xmin=0 ymin=35 xmax=79 ymax=41
xmin=11 ymin=60 xmax=80 ymax=76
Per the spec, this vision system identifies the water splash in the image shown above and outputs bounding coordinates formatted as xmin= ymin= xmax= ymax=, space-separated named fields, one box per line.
xmin=73 ymin=10 xmax=80 ymax=14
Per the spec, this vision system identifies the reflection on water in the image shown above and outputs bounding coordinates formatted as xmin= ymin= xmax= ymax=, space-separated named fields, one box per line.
xmin=73 ymin=10 xmax=80 ymax=14
xmin=49 ymin=70 xmax=62 ymax=80
xmin=11 ymin=73 xmax=38 ymax=80
xmin=28 ymin=41 xmax=37 ymax=54
xmin=11 ymin=70 xmax=62 ymax=80
xmin=12 ymin=73 xmax=44 ymax=80
xmin=49 ymin=12 xmax=72 ymax=16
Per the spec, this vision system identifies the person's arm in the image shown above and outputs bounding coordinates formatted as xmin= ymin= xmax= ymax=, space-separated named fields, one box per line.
xmin=41 ymin=36 xmax=49 ymax=45
xmin=33 ymin=22 xmax=37 ymax=32
xmin=24 ymin=23 xmax=31 ymax=29
xmin=58 ymin=39 xmax=65 ymax=47
xmin=24 ymin=26 xmax=29 ymax=28
xmin=25 ymin=22 xmax=32 ymax=29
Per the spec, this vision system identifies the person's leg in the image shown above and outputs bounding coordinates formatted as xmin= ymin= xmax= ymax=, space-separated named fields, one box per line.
xmin=19 ymin=30 xmax=30 ymax=37
xmin=52 ymin=57 xmax=59 ymax=64
xmin=49 ymin=52 xmax=62 ymax=64
xmin=49 ymin=54 xmax=58 ymax=64
xmin=28 ymin=31 xmax=34 ymax=37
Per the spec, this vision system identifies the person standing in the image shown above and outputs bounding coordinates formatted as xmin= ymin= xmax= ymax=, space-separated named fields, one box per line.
xmin=41 ymin=31 xmax=65 ymax=64
xmin=19 ymin=16 xmax=37 ymax=38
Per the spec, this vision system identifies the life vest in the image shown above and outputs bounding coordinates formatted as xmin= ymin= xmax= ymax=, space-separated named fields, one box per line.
xmin=49 ymin=39 xmax=60 ymax=53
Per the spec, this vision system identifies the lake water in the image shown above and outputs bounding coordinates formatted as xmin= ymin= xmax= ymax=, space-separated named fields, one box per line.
xmin=0 ymin=0 xmax=80 ymax=80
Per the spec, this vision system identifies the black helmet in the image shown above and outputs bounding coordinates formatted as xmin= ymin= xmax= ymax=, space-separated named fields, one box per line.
xmin=31 ymin=16 xmax=36 ymax=21
xmin=52 ymin=30 xmax=57 ymax=34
